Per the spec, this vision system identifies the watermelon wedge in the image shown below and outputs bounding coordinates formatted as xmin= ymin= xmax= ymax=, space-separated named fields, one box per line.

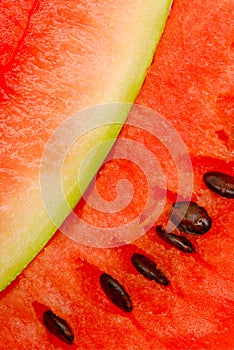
xmin=0 ymin=0 xmax=234 ymax=349
xmin=0 ymin=0 xmax=172 ymax=290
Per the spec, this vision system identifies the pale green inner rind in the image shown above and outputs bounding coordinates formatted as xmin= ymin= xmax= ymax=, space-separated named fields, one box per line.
xmin=0 ymin=1 xmax=172 ymax=291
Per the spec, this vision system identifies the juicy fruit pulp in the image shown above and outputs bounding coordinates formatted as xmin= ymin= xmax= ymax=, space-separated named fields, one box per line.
xmin=0 ymin=0 xmax=234 ymax=349
xmin=0 ymin=0 xmax=172 ymax=290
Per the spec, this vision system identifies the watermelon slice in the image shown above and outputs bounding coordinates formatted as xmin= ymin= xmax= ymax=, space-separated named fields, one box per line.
xmin=0 ymin=0 xmax=172 ymax=290
xmin=1 ymin=0 xmax=234 ymax=349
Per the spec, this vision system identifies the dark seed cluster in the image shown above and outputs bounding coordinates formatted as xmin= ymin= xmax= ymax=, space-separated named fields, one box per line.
xmin=97 ymin=171 xmax=232 ymax=312
xmin=41 ymin=171 xmax=232 ymax=343
xmin=43 ymin=309 xmax=74 ymax=345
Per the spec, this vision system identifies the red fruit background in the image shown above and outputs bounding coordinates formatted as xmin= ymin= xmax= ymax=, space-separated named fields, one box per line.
xmin=0 ymin=0 xmax=233 ymax=349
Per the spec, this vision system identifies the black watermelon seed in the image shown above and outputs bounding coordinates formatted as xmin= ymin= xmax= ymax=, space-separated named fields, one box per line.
xmin=43 ymin=310 xmax=74 ymax=345
xmin=156 ymin=225 xmax=196 ymax=253
xmin=100 ymin=273 xmax=132 ymax=313
xmin=171 ymin=201 xmax=212 ymax=235
xmin=203 ymin=171 xmax=234 ymax=198
xmin=131 ymin=253 xmax=170 ymax=286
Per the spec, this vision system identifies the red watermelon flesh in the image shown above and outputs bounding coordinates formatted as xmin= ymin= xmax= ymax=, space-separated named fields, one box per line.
xmin=137 ymin=0 xmax=234 ymax=159
xmin=1 ymin=1 xmax=234 ymax=350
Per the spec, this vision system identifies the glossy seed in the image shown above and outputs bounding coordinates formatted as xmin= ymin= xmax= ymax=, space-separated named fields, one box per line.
xmin=131 ymin=253 xmax=170 ymax=286
xmin=203 ymin=171 xmax=234 ymax=198
xmin=100 ymin=273 xmax=132 ymax=313
xmin=171 ymin=201 xmax=212 ymax=235
xmin=43 ymin=310 xmax=74 ymax=345
xmin=156 ymin=225 xmax=196 ymax=253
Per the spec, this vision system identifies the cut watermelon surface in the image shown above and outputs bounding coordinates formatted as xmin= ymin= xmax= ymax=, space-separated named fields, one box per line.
xmin=137 ymin=0 xmax=234 ymax=160
xmin=0 ymin=0 xmax=172 ymax=290
xmin=1 ymin=1 xmax=234 ymax=350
